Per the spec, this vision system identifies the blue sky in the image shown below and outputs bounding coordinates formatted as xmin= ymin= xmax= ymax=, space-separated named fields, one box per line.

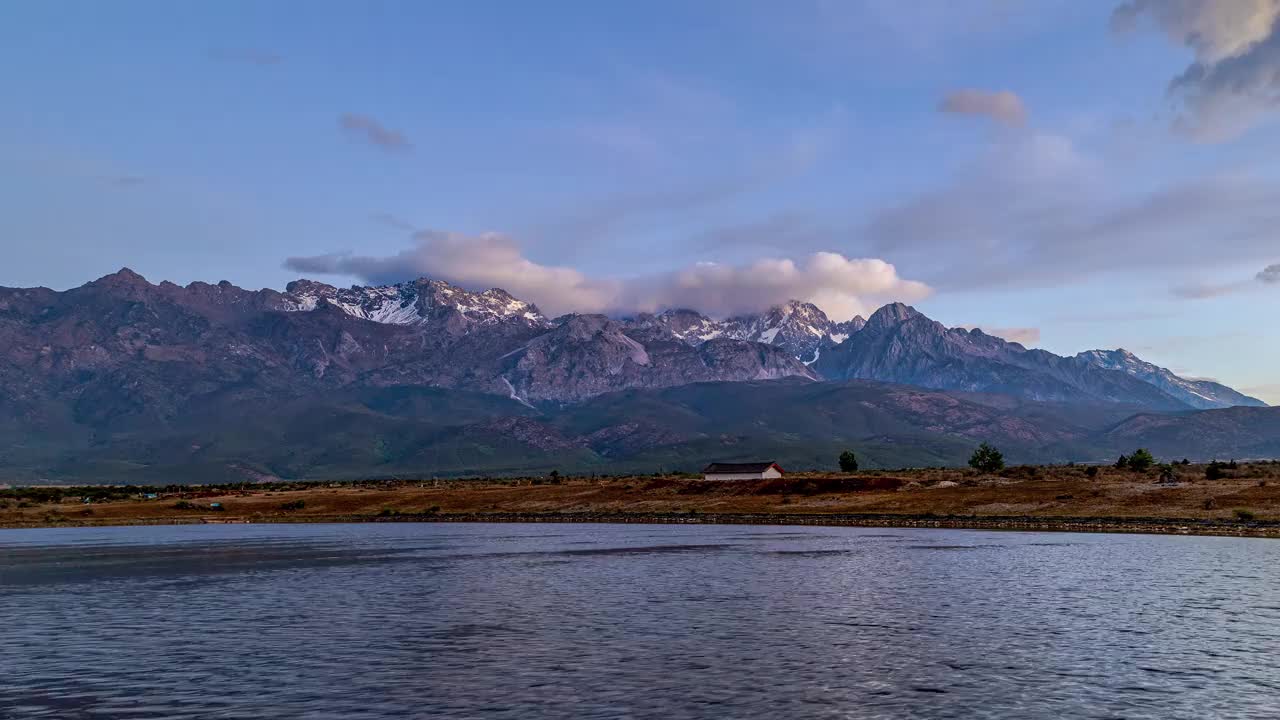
xmin=2 ymin=1 xmax=1278 ymax=402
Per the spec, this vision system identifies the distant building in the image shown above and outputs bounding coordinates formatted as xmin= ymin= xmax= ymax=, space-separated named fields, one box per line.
xmin=702 ymin=461 xmax=785 ymax=481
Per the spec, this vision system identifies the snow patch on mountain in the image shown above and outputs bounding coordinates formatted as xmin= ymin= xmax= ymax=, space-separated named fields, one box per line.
xmin=624 ymin=300 xmax=866 ymax=363
xmin=281 ymin=278 xmax=549 ymax=330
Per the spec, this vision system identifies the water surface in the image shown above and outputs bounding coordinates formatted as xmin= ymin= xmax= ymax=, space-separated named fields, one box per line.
xmin=3 ymin=523 xmax=1278 ymax=719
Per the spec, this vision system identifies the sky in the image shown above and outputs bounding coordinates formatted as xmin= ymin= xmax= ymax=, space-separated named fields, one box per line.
xmin=2 ymin=0 xmax=1278 ymax=402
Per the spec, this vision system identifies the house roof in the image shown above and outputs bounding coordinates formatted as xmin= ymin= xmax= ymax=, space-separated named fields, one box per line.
xmin=702 ymin=461 xmax=783 ymax=474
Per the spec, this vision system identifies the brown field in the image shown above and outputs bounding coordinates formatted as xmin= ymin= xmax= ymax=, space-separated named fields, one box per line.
xmin=4 ymin=463 xmax=1280 ymax=538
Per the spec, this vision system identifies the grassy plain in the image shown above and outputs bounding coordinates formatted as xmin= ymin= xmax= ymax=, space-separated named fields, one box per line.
xmin=4 ymin=462 xmax=1280 ymax=537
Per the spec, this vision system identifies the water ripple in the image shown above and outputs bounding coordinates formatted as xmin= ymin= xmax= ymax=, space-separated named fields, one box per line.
xmin=2 ymin=523 xmax=1279 ymax=719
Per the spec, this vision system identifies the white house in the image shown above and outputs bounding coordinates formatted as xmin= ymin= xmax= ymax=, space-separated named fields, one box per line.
xmin=702 ymin=461 xmax=785 ymax=481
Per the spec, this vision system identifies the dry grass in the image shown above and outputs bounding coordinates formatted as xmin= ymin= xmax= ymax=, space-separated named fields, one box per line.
xmin=4 ymin=464 xmax=1280 ymax=534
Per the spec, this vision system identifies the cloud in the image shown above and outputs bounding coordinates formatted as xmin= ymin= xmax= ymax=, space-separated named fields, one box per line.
xmin=339 ymin=114 xmax=411 ymax=152
xmin=1172 ymin=263 xmax=1280 ymax=298
xmin=938 ymin=89 xmax=1028 ymax=126
xmin=1242 ymin=383 xmax=1280 ymax=404
xmin=536 ymin=108 xmax=845 ymax=254
xmin=862 ymin=130 xmax=1280 ymax=291
xmin=209 ymin=48 xmax=283 ymax=66
xmin=1171 ymin=281 xmax=1246 ymax=299
xmin=1112 ymin=0 xmax=1280 ymax=140
xmin=283 ymin=231 xmax=930 ymax=320
xmin=370 ymin=213 xmax=417 ymax=232
xmin=962 ymin=326 xmax=1041 ymax=345
xmin=633 ymin=253 xmax=932 ymax=321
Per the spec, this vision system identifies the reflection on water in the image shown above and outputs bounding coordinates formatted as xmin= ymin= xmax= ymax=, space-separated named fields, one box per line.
xmin=3 ymin=523 xmax=1279 ymax=719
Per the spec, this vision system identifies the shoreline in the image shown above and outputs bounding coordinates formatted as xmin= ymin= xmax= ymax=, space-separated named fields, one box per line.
xmin=4 ymin=511 xmax=1278 ymax=539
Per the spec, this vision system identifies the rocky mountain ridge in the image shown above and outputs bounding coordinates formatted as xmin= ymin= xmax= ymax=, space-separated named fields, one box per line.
xmin=0 ymin=269 xmax=1271 ymax=482
xmin=1074 ymin=349 xmax=1266 ymax=410
xmin=2 ymin=270 xmax=1264 ymax=411
xmin=812 ymin=302 xmax=1261 ymax=411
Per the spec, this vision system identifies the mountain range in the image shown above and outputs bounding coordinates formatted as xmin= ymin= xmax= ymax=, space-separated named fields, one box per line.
xmin=0 ymin=269 xmax=1271 ymax=483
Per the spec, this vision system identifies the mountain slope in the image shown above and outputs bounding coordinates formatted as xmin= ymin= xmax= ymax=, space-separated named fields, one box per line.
xmin=0 ymin=270 xmax=815 ymax=414
xmin=814 ymin=303 xmax=1194 ymax=410
xmin=1103 ymin=406 xmax=1280 ymax=460
xmin=1076 ymin=349 xmax=1267 ymax=409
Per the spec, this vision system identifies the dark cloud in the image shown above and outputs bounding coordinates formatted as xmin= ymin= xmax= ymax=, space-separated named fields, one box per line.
xmin=1112 ymin=0 xmax=1280 ymax=140
xmin=1170 ymin=263 xmax=1280 ymax=299
xmin=339 ymin=114 xmax=411 ymax=153
xmin=1170 ymin=280 xmax=1249 ymax=299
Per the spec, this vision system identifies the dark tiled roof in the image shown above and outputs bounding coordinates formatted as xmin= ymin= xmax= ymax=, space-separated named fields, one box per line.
xmin=701 ymin=461 xmax=782 ymax=474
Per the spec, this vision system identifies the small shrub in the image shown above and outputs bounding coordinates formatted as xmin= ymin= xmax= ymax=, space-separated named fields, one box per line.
xmin=280 ymin=500 xmax=306 ymax=511
xmin=968 ymin=443 xmax=1005 ymax=473
xmin=1127 ymin=449 xmax=1156 ymax=473
xmin=1203 ymin=498 xmax=1217 ymax=510
xmin=172 ymin=501 xmax=198 ymax=510
xmin=1115 ymin=455 xmax=1129 ymax=469
xmin=1085 ymin=466 xmax=1099 ymax=478
xmin=1234 ymin=509 xmax=1256 ymax=522
xmin=839 ymin=450 xmax=859 ymax=473
xmin=1158 ymin=464 xmax=1177 ymax=483
xmin=1206 ymin=461 xmax=1227 ymax=480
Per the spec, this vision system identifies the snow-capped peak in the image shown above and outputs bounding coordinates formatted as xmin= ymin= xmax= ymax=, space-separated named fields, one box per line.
xmin=623 ymin=301 xmax=866 ymax=363
xmin=281 ymin=277 xmax=549 ymax=329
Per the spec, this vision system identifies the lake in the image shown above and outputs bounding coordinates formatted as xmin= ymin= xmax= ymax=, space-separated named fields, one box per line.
xmin=2 ymin=523 xmax=1279 ymax=719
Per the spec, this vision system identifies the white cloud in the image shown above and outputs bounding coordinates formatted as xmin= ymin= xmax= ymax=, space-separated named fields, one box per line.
xmin=630 ymin=252 xmax=932 ymax=320
xmin=1113 ymin=0 xmax=1280 ymax=140
xmin=284 ymin=231 xmax=930 ymax=321
xmin=938 ymin=89 xmax=1028 ymax=127
xmin=1259 ymin=263 xmax=1280 ymax=283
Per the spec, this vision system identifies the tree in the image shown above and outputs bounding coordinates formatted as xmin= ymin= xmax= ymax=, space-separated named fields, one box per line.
xmin=1127 ymin=448 xmax=1156 ymax=472
xmin=839 ymin=450 xmax=859 ymax=473
xmin=1115 ymin=455 xmax=1130 ymax=470
xmin=968 ymin=443 xmax=1005 ymax=473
